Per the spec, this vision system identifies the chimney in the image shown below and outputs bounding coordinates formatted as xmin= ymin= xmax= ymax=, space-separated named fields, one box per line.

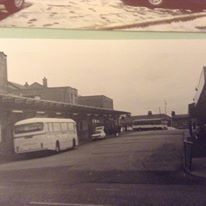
xmin=24 ymin=82 xmax=29 ymax=88
xmin=148 ymin=111 xmax=152 ymax=116
xmin=42 ymin=77 xmax=47 ymax=88
xmin=171 ymin=111 xmax=175 ymax=117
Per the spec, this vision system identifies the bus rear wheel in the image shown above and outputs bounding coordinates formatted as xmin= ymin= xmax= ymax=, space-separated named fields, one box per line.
xmin=72 ymin=139 xmax=76 ymax=149
xmin=55 ymin=141 xmax=61 ymax=153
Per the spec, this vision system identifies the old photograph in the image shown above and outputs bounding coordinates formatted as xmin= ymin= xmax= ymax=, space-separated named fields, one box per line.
xmin=0 ymin=39 xmax=206 ymax=205
xmin=1 ymin=0 xmax=206 ymax=31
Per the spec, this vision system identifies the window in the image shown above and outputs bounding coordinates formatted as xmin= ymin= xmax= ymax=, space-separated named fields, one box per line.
xmin=44 ymin=123 xmax=49 ymax=132
xmin=53 ymin=123 xmax=61 ymax=131
xmin=48 ymin=123 xmax=53 ymax=132
xmin=14 ymin=123 xmax=43 ymax=134
xmin=68 ymin=123 xmax=74 ymax=131
xmin=61 ymin=122 xmax=68 ymax=131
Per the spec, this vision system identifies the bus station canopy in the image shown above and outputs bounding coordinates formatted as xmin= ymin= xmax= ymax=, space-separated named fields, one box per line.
xmin=0 ymin=93 xmax=130 ymax=116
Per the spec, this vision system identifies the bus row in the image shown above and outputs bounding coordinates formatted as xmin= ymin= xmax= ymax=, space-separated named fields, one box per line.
xmin=13 ymin=117 xmax=124 ymax=154
xmin=12 ymin=117 xmax=169 ymax=154
xmin=12 ymin=117 xmax=118 ymax=154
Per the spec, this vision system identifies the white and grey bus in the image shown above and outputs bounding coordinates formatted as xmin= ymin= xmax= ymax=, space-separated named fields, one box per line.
xmin=13 ymin=118 xmax=78 ymax=154
xmin=132 ymin=118 xmax=168 ymax=131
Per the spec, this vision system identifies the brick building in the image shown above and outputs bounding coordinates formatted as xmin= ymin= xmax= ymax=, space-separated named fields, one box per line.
xmin=8 ymin=77 xmax=78 ymax=105
xmin=78 ymin=95 xmax=113 ymax=109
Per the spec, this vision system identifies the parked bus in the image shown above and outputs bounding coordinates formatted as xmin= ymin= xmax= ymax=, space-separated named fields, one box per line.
xmin=13 ymin=118 xmax=78 ymax=154
xmin=132 ymin=118 xmax=168 ymax=131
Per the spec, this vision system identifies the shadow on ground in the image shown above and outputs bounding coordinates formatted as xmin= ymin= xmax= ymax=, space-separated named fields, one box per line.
xmin=121 ymin=0 xmax=206 ymax=12
xmin=0 ymin=166 xmax=205 ymax=186
xmin=0 ymin=149 xmax=74 ymax=164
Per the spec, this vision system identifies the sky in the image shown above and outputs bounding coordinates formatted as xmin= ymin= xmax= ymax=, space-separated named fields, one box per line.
xmin=0 ymin=38 xmax=205 ymax=115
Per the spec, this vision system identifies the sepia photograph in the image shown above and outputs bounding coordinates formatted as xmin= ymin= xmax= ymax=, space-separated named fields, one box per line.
xmin=1 ymin=0 xmax=206 ymax=31
xmin=0 ymin=38 xmax=206 ymax=205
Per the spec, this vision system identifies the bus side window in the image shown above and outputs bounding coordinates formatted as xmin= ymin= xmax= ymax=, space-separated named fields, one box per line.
xmin=68 ymin=123 xmax=74 ymax=131
xmin=61 ymin=122 xmax=67 ymax=132
xmin=44 ymin=123 xmax=49 ymax=132
xmin=53 ymin=123 xmax=61 ymax=132
xmin=68 ymin=123 xmax=70 ymax=131
xmin=48 ymin=123 xmax=53 ymax=133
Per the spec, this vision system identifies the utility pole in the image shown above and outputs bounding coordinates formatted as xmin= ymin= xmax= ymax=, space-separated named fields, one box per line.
xmin=164 ymin=100 xmax=167 ymax=115
xmin=159 ymin=107 xmax=161 ymax=114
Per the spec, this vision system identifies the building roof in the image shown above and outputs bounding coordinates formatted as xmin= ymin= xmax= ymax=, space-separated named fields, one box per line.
xmin=0 ymin=93 xmax=129 ymax=116
xmin=9 ymin=81 xmax=77 ymax=91
xmin=8 ymin=81 xmax=26 ymax=90
xmin=29 ymin=82 xmax=43 ymax=89
xmin=78 ymin=95 xmax=112 ymax=100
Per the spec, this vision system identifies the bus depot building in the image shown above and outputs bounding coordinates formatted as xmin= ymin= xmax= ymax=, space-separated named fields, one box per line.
xmin=0 ymin=52 xmax=129 ymax=155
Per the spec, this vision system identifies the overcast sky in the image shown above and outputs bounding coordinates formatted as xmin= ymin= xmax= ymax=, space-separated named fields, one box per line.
xmin=0 ymin=39 xmax=205 ymax=115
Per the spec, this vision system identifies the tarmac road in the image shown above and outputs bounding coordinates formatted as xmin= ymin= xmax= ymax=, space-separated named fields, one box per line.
xmin=0 ymin=130 xmax=205 ymax=206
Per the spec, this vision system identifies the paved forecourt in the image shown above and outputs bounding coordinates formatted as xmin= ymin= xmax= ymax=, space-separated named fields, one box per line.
xmin=0 ymin=129 xmax=184 ymax=172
